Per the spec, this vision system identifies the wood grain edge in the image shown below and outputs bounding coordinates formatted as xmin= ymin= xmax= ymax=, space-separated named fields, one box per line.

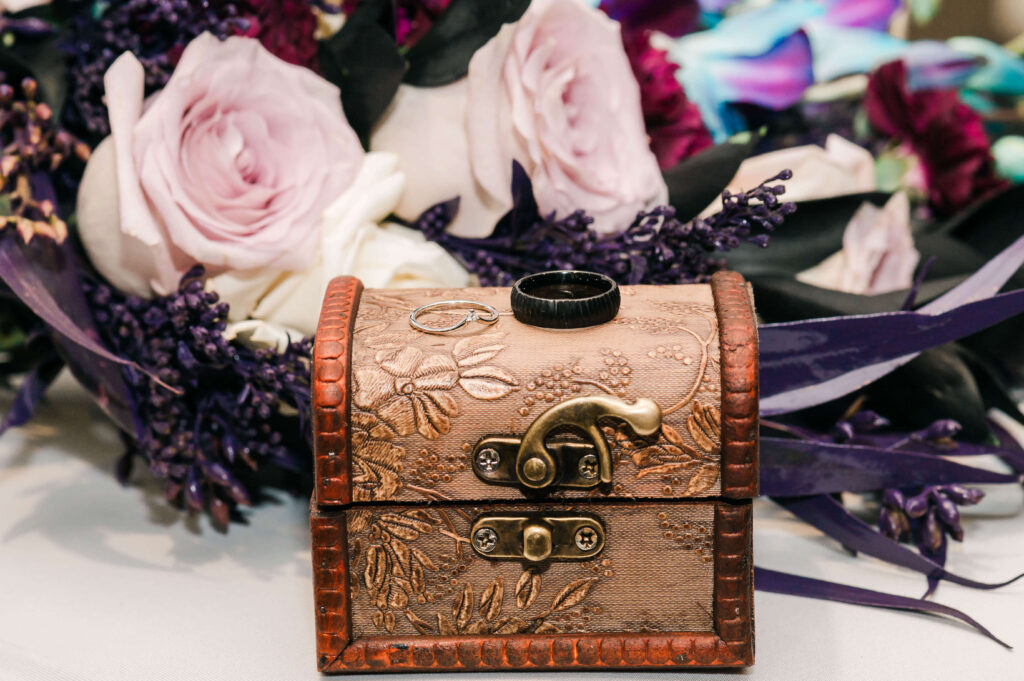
xmin=710 ymin=270 xmax=759 ymax=499
xmin=313 ymin=276 xmax=363 ymax=506
xmin=312 ymin=503 xmax=352 ymax=670
xmin=322 ymin=631 xmax=744 ymax=672
xmin=713 ymin=501 xmax=754 ymax=666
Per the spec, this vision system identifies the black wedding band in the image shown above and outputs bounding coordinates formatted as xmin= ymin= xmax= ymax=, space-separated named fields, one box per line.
xmin=510 ymin=271 xmax=620 ymax=329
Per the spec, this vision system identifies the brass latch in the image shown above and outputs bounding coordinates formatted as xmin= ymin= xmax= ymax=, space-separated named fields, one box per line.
xmin=471 ymin=514 xmax=605 ymax=562
xmin=472 ymin=395 xmax=662 ymax=492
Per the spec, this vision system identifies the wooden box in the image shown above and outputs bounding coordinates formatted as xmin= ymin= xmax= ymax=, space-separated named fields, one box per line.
xmin=310 ymin=271 xmax=758 ymax=672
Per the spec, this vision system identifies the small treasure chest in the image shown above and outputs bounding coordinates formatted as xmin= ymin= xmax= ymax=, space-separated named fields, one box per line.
xmin=310 ymin=270 xmax=758 ymax=672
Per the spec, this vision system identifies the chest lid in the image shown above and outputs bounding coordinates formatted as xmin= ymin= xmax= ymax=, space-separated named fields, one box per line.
xmin=312 ymin=271 xmax=757 ymax=507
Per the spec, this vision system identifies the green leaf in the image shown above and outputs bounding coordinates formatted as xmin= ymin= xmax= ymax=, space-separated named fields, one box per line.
xmin=318 ymin=0 xmax=406 ymax=145
xmin=0 ymin=31 xmax=67 ymax=116
xmin=403 ymin=0 xmax=530 ymax=87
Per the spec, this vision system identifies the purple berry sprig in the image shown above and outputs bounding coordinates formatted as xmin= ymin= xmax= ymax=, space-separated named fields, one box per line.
xmin=63 ymin=0 xmax=252 ymax=136
xmin=879 ymin=484 xmax=985 ymax=557
xmin=86 ymin=266 xmax=312 ymax=529
xmin=413 ymin=169 xmax=793 ymax=287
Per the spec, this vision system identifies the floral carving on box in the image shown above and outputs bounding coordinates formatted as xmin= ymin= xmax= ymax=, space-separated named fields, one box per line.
xmin=348 ymin=286 xmax=723 ymax=504
xmin=346 ymin=503 xmax=718 ymax=638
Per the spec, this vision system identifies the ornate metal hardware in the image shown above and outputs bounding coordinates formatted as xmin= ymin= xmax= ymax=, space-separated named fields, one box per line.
xmin=471 ymin=395 xmax=662 ymax=492
xmin=470 ymin=514 xmax=605 ymax=562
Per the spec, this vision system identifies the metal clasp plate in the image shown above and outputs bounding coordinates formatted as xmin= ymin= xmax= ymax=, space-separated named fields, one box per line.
xmin=471 ymin=514 xmax=605 ymax=562
xmin=472 ymin=395 xmax=662 ymax=492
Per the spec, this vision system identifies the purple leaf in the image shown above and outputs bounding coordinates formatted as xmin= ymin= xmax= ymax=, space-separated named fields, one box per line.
xmin=773 ymin=494 xmax=1024 ymax=590
xmin=761 ymin=233 xmax=1024 ymax=414
xmin=0 ymin=237 xmax=133 ymax=372
xmin=761 ymin=289 xmax=1024 ymax=415
xmin=755 ymin=567 xmax=1010 ymax=648
xmin=760 ymin=437 xmax=1018 ymax=496
xmin=0 ymin=235 xmax=142 ymax=434
xmin=0 ymin=353 xmax=64 ymax=435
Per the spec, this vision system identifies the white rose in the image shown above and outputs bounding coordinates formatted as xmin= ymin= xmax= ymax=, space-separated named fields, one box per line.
xmin=212 ymin=152 xmax=471 ymax=340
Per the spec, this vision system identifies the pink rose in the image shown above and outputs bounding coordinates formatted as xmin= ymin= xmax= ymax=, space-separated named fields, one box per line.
xmin=372 ymin=0 xmax=667 ymax=236
xmin=797 ymin=192 xmax=920 ymax=296
xmin=77 ymin=33 xmax=363 ymax=296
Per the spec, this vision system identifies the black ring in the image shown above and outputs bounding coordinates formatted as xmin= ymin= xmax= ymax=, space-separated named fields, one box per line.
xmin=510 ymin=271 xmax=620 ymax=329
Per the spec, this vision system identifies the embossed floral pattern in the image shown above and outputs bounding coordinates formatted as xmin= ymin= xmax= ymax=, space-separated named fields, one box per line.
xmin=351 ymin=505 xmax=607 ymax=636
xmin=350 ymin=412 xmax=405 ymax=501
xmin=354 ymin=347 xmax=461 ymax=439
xmin=609 ymin=400 xmax=722 ymax=495
xmin=353 ymin=332 xmax=519 ymax=440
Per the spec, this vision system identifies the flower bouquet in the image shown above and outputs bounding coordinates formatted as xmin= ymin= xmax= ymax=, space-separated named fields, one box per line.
xmin=2 ymin=0 xmax=1024 ymax=648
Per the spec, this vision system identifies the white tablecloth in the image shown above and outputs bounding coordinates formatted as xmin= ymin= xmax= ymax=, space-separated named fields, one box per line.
xmin=1 ymin=375 xmax=1022 ymax=681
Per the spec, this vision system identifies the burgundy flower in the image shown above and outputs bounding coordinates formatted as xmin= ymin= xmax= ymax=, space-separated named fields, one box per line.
xmin=622 ymin=30 xmax=713 ymax=170
xmin=247 ymin=0 xmax=320 ymax=70
xmin=343 ymin=0 xmax=450 ymax=47
xmin=865 ymin=60 xmax=1007 ymax=216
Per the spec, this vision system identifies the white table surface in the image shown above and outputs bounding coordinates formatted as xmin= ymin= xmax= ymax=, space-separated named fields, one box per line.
xmin=1 ymin=374 xmax=1022 ymax=681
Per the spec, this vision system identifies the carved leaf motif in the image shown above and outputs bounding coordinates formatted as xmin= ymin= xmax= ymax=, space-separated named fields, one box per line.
xmin=349 ymin=510 xmax=372 ymax=535
xmin=549 ymin=578 xmax=597 ymax=613
xmin=411 ymin=565 xmax=425 ymax=594
xmin=636 ymin=461 xmax=695 ymax=478
xmin=458 ymin=366 xmax=519 ymax=400
xmin=480 ymin=577 xmax=504 ymax=622
xmin=490 ymin=616 xmax=530 ymax=634
xmin=630 ymin=447 xmax=657 ymax=468
xmin=515 ymin=569 xmax=541 ymax=609
xmin=661 ymin=423 xmax=688 ymax=449
xmin=384 ymin=611 xmax=396 ymax=632
xmin=364 ymin=545 xmax=387 ymax=591
xmin=452 ymin=583 xmax=473 ymax=630
xmin=405 ymin=609 xmax=433 ymax=634
xmin=684 ymin=464 xmax=720 ymax=496
xmin=389 ymin=585 xmax=409 ymax=609
xmin=688 ymin=402 xmax=721 ymax=454
xmin=373 ymin=611 xmax=383 ymax=630
xmin=383 ymin=524 xmax=419 ymax=541
xmin=463 ymin=620 xmax=490 ymax=634
xmin=374 ymin=583 xmax=390 ymax=610
xmin=382 ymin=513 xmax=433 ymax=534
xmin=437 ymin=613 xmax=458 ymax=635
xmin=411 ymin=547 xmax=437 ymax=571
xmin=387 ymin=541 xmax=410 ymax=577
xmin=453 ymin=332 xmax=507 ymax=367
xmin=404 ymin=508 xmax=440 ymax=525
xmin=534 ymin=621 xmax=561 ymax=634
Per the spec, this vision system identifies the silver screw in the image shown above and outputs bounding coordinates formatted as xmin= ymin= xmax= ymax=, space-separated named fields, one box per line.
xmin=578 ymin=453 xmax=599 ymax=479
xmin=473 ymin=527 xmax=499 ymax=553
xmin=476 ymin=448 xmax=501 ymax=472
xmin=575 ymin=526 xmax=598 ymax=551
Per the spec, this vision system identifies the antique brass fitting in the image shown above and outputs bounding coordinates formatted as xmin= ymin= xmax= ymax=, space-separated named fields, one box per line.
xmin=470 ymin=514 xmax=605 ymax=562
xmin=471 ymin=395 xmax=662 ymax=492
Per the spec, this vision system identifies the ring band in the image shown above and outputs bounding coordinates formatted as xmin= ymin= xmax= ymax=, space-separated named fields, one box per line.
xmin=409 ymin=300 xmax=500 ymax=334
